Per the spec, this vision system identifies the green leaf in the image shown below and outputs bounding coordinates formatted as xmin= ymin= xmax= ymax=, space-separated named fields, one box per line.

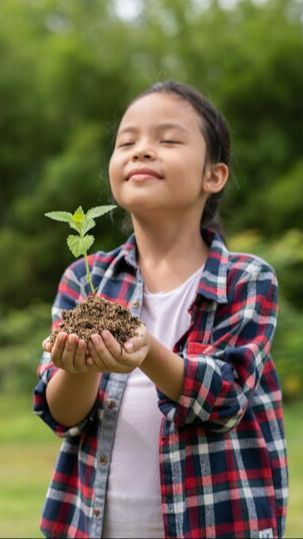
xmin=69 ymin=221 xmax=82 ymax=234
xmin=83 ymin=218 xmax=96 ymax=235
xmin=72 ymin=206 xmax=86 ymax=225
xmin=86 ymin=205 xmax=116 ymax=220
xmin=67 ymin=234 xmax=95 ymax=258
xmin=45 ymin=211 xmax=73 ymax=224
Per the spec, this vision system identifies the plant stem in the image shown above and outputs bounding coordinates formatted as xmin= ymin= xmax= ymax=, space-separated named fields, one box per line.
xmin=84 ymin=253 xmax=95 ymax=295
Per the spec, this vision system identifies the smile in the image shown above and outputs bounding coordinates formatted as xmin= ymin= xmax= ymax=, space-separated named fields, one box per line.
xmin=126 ymin=168 xmax=163 ymax=181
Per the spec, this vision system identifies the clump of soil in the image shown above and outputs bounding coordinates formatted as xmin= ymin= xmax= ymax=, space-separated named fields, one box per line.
xmin=50 ymin=295 xmax=142 ymax=346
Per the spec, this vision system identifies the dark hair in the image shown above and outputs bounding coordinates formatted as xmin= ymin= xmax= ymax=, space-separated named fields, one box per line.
xmin=130 ymin=81 xmax=231 ymax=238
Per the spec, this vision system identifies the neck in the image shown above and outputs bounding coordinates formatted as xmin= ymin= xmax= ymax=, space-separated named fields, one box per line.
xmin=131 ymin=214 xmax=208 ymax=292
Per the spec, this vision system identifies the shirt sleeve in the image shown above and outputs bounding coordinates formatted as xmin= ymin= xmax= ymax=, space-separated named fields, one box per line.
xmin=157 ymin=263 xmax=278 ymax=432
xmin=33 ymin=261 xmax=99 ymax=438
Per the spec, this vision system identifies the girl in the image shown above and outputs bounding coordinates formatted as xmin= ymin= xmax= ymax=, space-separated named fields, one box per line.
xmin=34 ymin=81 xmax=288 ymax=539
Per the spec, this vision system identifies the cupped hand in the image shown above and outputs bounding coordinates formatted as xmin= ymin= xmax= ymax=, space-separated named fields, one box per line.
xmin=87 ymin=323 xmax=150 ymax=374
xmin=42 ymin=332 xmax=99 ymax=374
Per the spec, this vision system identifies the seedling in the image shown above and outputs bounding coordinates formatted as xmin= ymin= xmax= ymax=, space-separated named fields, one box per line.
xmin=45 ymin=205 xmax=116 ymax=294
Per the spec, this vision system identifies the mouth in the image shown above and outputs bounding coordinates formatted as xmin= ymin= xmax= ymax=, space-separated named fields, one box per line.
xmin=126 ymin=168 xmax=163 ymax=181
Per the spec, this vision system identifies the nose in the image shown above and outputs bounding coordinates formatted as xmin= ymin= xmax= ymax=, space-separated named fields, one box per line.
xmin=132 ymin=144 xmax=156 ymax=161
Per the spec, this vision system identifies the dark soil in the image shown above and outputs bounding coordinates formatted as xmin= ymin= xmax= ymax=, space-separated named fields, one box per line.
xmin=50 ymin=295 xmax=142 ymax=346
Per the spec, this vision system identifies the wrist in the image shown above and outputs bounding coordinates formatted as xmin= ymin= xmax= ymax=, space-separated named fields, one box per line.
xmin=141 ymin=333 xmax=158 ymax=366
xmin=55 ymin=368 xmax=101 ymax=385
xmin=140 ymin=335 xmax=184 ymax=402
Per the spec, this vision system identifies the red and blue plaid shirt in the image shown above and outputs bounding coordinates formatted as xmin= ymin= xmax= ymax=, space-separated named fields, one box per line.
xmin=33 ymin=229 xmax=288 ymax=538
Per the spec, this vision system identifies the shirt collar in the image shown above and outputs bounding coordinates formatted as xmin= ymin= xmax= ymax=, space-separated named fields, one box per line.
xmin=197 ymin=228 xmax=229 ymax=304
xmin=114 ymin=228 xmax=229 ymax=304
xmin=120 ymin=234 xmax=139 ymax=270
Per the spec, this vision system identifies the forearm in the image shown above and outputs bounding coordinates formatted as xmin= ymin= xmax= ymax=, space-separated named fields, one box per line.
xmin=140 ymin=335 xmax=184 ymax=402
xmin=46 ymin=369 xmax=102 ymax=427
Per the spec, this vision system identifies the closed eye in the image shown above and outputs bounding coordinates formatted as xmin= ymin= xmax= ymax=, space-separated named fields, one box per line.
xmin=117 ymin=141 xmax=135 ymax=148
xmin=160 ymin=140 xmax=182 ymax=144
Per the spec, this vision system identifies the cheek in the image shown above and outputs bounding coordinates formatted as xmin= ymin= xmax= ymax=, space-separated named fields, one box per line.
xmin=108 ymin=154 xmax=121 ymax=186
xmin=108 ymin=154 xmax=127 ymax=204
xmin=108 ymin=153 xmax=115 ymax=178
xmin=174 ymin=150 xmax=204 ymax=185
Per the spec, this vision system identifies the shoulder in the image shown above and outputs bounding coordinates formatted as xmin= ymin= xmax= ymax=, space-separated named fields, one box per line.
xmin=201 ymin=230 xmax=277 ymax=303
xmin=228 ymin=250 xmax=277 ymax=281
xmin=206 ymin=229 xmax=276 ymax=283
xmin=226 ymin=250 xmax=278 ymax=302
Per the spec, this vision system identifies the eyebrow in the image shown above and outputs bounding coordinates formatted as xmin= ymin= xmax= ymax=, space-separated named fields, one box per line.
xmin=117 ymin=122 xmax=190 ymax=136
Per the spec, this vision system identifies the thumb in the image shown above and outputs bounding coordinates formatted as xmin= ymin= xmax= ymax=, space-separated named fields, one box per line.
xmin=42 ymin=337 xmax=52 ymax=352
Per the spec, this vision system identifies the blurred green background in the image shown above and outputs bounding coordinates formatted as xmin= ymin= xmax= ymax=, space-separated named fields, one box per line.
xmin=0 ymin=0 xmax=302 ymax=536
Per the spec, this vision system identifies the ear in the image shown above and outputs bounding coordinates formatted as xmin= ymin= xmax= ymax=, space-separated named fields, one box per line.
xmin=203 ymin=163 xmax=229 ymax=194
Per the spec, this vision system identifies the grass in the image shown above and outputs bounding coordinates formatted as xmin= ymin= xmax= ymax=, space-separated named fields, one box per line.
xmin=0 ymin=394 xmax=60 ymax=538
xmin=283 ymin=400 xmax=303 ymax=537
xmin=0 ymin=394 xmax=302 ymax=538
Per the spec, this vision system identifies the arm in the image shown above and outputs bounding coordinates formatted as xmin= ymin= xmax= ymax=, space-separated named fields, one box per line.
xmin=153 ymin=263 xmax=279 ymax=431
xmin=45 ymin=333 xmax=102 ymax=427
xmin=33 ymin=260 xmax=103 ymax=435
xmin=45 ymin=370 xmax=102 ymax=428
xmin=140 ymin=335 xmax=184 ymax=402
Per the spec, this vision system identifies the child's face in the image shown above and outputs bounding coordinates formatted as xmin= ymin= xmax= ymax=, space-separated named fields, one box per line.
xmin=109 ymin=92 xmax=209 ymax=218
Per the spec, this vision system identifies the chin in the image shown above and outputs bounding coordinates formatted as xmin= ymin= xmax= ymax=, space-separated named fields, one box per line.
xmin=118 ymin=193 xmax=163 ymax=211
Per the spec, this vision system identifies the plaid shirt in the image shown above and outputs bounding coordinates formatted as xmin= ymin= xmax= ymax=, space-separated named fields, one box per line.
xmin=33 ymin=229 xmax=288 ymax=539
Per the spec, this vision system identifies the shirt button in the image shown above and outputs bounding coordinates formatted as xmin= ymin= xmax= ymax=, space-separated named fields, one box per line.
xmin=107 ymin=399 xmax=116 ymax=410
xmin=93 ymin=508 xmax=101 ymax=517
xmin=99 ymin=454 xmax=108 ymax=465
xmin=132 ymin=300 xmax=140 ymax=309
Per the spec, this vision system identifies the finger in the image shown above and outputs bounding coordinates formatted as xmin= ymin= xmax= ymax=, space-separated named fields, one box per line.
xmin=100 ymin=331 xmax=136 ymax=371
xmin=89 ymin=334 xmax=114 ymax=370
xmin=42 ymin=337 xmax=52 ymax=353
xmin=51 ymin=332 xmax=68 ymax=366
xmin=86 ymin=355 xmax=95 ymax=367
xmin=85 ymin=354 xmax=104 ymax=372
xmin=90 ymin=333 xmax=132 ymax=373
xmin=73 ymin=339 xmax=87 ymax=371
xmin=60 ymin=334 xmax=79 ymax=372
xmin=100 ymin=331 xmax=124 ymax=360
xmin=124 ymin=339 xmax=135 ymax=353
xmin=124 ymin=336 xmax=144 ymax=353
xmin=124 ymin=325 xmax=147 ymax=354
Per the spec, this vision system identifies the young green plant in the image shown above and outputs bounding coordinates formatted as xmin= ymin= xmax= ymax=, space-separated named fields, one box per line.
xmin=45 ymin=205 xmax=116 ymax=294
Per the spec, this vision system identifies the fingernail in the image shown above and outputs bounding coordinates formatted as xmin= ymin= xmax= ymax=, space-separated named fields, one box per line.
xmin=92 ymin=334 xmax=101 ymax=345
xmin=101 ymin=330 xmax=110 ymax=339
xmin=125 ymin=341 xmax=134 ymax=352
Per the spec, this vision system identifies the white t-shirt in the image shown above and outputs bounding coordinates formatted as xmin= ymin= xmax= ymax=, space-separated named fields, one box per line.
xmin=102 ymin=266 xmax=203 ymax=538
